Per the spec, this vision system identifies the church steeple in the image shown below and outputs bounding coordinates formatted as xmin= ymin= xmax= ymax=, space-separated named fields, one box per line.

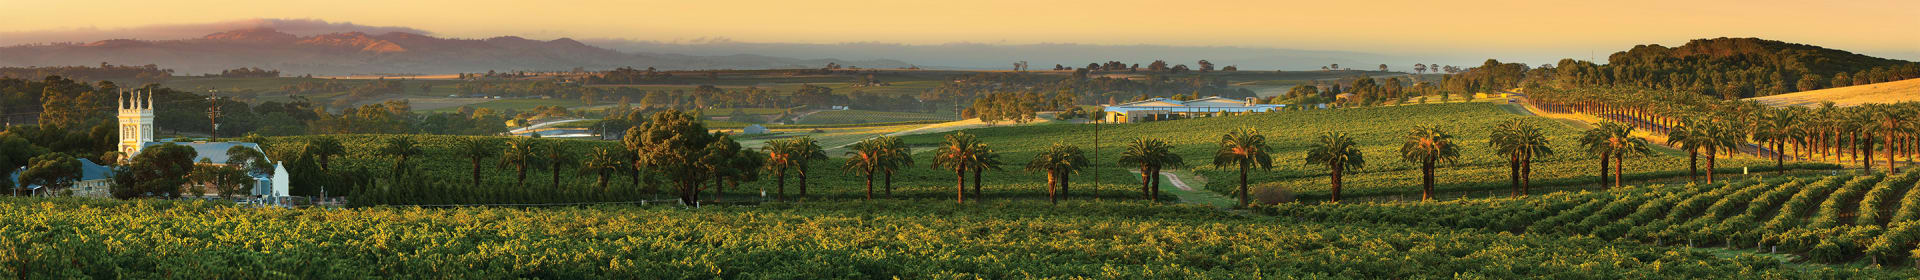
xmin=118 ymin=88 xmax=155 ymax=158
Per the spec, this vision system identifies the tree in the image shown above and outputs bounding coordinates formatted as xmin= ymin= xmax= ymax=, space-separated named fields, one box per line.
xmin=224 ymin=145 xmax=271 ymax=175
xmin=844 ymin=137 xmax=887 ymax=200
xmin=1118 ymin=138 xmax=1184 ymax=201
xmin=968 ymin=143 xmax=1003 ymax=200
xmin=1753 ymin=110 xmax=1802 ymax=174
xmin=580 ymin=147 xmax=625 ymax=193
xmin=1666 ymin=118 xmax=1712 ymax=182
xmin=701 ymin=133 xmax=744 ymax=202
xmin=305 ymin=137 xmax=344 ymax=171
xmin=788 ymin=137 xmax=826 ymax=199
xmin=1213 ymin=128 xmax=1274 ymax=207
xmin=1400 ymin=125 xmax=1459 ymax=200
xmin=499 ymin=138 xmax=539 ymax=188
xmin=1582 ymin=122 xmax=1652 ymax=188
xmin=633 ymin=110 xmax=716 ymax=205
xmin=111 ymin=143 xmax=197 ymax=198
xmin=376 ymin=136 xmax=422 ymax=184
xmin=1197 ymin=60 xmax=1215 ymax=72
xmin=212 ymin=165 xmax=253 ymax=198
xmin=1490 ymin=119 xmax=1552 ymax=196
xmin=933 ymin=132 xmax=983 ymax=203
xmin=542 ymin=143 xmax=575 ymax=189
xmin=1026 ymin=142 xmax=1088 ymax=204
xmin=876 ymin=136 xmax=912 ymax=195
xmin=1305 ymin=132 xmax=1365 ymax=202
xmin=762 ymin=139 xmax=798 ymax=200
xmin=453 ymin=137 xmax=497 ymax=189
xmin=1379 ymin=64 xmax=1388 ymax=72
xmin=19 ymin=153 xmax=81 ymax=195
xmin=1871 ymin=105 xmax=1906 ymax=173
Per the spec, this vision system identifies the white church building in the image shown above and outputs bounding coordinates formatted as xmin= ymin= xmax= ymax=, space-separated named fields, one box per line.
xmin=116 ymin=89 xmax=290 ymax=200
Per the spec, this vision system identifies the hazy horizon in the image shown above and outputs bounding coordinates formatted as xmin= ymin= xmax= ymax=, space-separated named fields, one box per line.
xmin=2 ymin=0 xmax=1916 ymax=69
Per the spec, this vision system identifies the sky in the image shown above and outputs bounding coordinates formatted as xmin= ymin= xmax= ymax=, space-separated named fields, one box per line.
xmin=3 ymin=0 xmax=1917 ymax=61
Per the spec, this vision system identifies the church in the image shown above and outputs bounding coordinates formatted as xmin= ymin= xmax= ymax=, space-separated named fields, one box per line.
xmin=114 ymin=89 xmax=291 ymax=199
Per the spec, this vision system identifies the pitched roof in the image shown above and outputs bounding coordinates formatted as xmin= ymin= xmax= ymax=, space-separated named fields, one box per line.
xmin=142 ymin=141 xmax=271 ymax=164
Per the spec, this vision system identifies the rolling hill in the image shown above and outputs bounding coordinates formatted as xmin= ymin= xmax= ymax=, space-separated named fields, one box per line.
xmin=1748 ymin=77 xmax=1920 ymax=107
xmin=0 ymin=28 xmax=910 ymax=76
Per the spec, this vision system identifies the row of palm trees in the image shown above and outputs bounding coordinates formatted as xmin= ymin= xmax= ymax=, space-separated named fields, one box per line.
xmin=1533 ymin=87 xmax=1920 ymax=175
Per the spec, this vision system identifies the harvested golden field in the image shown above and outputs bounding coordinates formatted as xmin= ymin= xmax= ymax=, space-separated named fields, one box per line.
xmin=1749 ymin=78 xmax=1920 ymax=107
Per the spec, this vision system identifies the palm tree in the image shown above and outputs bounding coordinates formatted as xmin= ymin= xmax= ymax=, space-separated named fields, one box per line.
xmin=876 ymin=136 xmax=912 ymax=195
xmin=933 ymin=132 xmax=982 ymax=203
xmin=1118 ymin=138 xmax=1184 ymax=201
xmin=1871 ymin=105 xmax=1906 ymax=173
xmin=377 ymin=136 xmax=422 ymax=183
xmin=1492 ymin=119 xmax=1552 ymax=196
xmin=581 ymin=147 xmax=626 ymax=193
xmin=1701 ymin=120 xmax=1741 ymax=183
xmin=968 ymin=144 xmax=1004 ymax=201
xmin=305 ymin=137 xmax=344 ymax=171
xmin=454 ymin=137 xmax=498 ymax=189
xmin=1213 ymin=128 xmax=1274 ymax=207
xmin=1400 ymin=125 xmax=1459 ymax=200
xmin=1511 ymin=122 xmax=1553 ymax=195
xmin=762 ymin=140 xmax=798 ymax=200
xmin=844 ymin=138 xmax=887 ymax=200
xmin=1580 ymin=123 xmax=1620 ymax=187
xmin=499 ymin=138 xmax=539 ymax=188
xmin=545 ymin=142 xmax=572 ymax=188
xmin=1666 ymin=118 xmax=1709 ymax=182
xmin=1304 ymin=132 xmax=1364 ymax=202
xmin=1754 ymin=109 xmax=1801 ymax=174
xmin=1026 ymin=142 xmax=1088 ymax=204
xmin=789 ymin=137 xmax=826 ymax=198
xmin=1585 ymin=122 xmax=1653 ymax=188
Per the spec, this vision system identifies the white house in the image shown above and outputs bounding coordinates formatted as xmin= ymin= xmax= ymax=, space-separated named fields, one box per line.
xmin=1102 ymin=96 xmax=1286 ymax=123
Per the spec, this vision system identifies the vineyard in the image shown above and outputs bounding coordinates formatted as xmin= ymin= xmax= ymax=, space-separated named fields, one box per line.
xmin=1268 ymin=169 xmax=1920 ymax=266
xmin=899 ymin=103 xmax=1825 ymax=201
xmin=4 ymin=197 xmax=1914 ymax=278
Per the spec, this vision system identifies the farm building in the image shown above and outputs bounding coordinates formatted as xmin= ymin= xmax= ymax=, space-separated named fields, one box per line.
xmin=1102 ymin=96 xmax=1285 ymax=123
xmin=113 ymin=89 xmax=289 ymax=199
xmin=742 ymin=124 xmax=770 ymax=135
xmin=7 ymin=158 xmax=115 ymax=197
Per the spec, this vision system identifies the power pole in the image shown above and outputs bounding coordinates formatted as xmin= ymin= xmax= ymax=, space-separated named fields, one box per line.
xmin=207 ymin=90 xmax=221 ymax=141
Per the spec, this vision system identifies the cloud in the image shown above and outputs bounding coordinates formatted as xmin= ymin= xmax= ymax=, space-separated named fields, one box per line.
xmin=0 ymin=18 xmax=433 ymax=46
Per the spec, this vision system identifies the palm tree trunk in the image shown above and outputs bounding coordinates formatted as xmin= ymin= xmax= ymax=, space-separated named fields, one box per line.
xmin=1331 ymin=165 xmax=1343 ymax=202
xmin=1614 ymin=152 xmax=1624 ymax=188
xmin=1140 ymin=164 xmax=1152 ymax=200
xmin=973 ymin=168 xmax=984 ymax=201
xmin=1060 ymin=170 xmax=1070 ymax=201
xmin=597 ymin=170 xmax=609 ymax=194
xmin=1046 ymin=172 xmax=1057 ymax=205
xmin=1890 ymin=130 xmax=1899 ymax=173
xmin=864 ymin=169 xmax=874 ymax=200
xmin=1422 ymin=160 xmax=1434 ymax=200
xmin=1521 ymin=154 xmax=1534 ymax=196
xmin=517 ymin=166 xmax=527 ymax=188
xmin=956 ymin=167 xmax=966 ymax=203
xmin=799 ymin=169 xmax=809 ymax=198
xmin=1150 ymin=167 xmax=1162 ymax=201
xmin=1508 ymin=156 xmax=1519 ymax=197
xmin=1706 ymin=148 xmax=1718 ymax=184
xmin=551 ymin=163 xmax=560 ymax=189
xmin=1238 ymin=162 xmax=1250 ymax=207
xmin=776 ymin=171 xmax=787 ymax=200
xmin=1598 ymin=155 xmax=1610 ymax=188
xmin=1688 ymin=149 xmax=1699 ymax=182
xmin=884 ymin=170 xmax=893 ymax=196
xmin=471 ymin=159 xmax=481 ymax=189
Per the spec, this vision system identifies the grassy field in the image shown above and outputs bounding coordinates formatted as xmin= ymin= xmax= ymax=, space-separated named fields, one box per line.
xmin=422 ymin=98 xmax=586 ymax=113
xmin=1748 ymin=78 xmax=1920 ymax=107
xmin=6 ymin=197 xmax=1908 ymax=278
xmin=795 ymin=110 xmax=955 ymax=124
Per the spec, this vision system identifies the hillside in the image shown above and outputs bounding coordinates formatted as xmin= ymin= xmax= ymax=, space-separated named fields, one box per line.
xmin=1515 ymin=38 xmax=1920 ymax=99
xmin=0 ymin=28 xmax=911 ymax=75
xmin=1747 ymin=78 xmax=1920 ymax=107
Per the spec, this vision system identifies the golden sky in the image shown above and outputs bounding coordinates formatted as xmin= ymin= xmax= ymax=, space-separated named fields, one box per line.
xmin=4 ymin=0 xmax=1916 ymax=57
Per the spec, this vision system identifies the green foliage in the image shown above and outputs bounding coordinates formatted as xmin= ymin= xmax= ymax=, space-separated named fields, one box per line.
xmin=111 ymin=143 xmax=197 ymax=198
xmin=4 ymin=198 xmax=1912 ymax=278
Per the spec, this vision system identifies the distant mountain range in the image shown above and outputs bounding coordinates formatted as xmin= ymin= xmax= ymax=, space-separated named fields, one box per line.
xmin=0 ymin=28 xmax=911 ymax=75
xmin=580 ymin=38 xmax=1413 ymax=71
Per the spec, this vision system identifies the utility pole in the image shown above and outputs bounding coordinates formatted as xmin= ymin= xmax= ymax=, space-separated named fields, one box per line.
xmin=207 ymin=90 xmax=221 ymax=141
